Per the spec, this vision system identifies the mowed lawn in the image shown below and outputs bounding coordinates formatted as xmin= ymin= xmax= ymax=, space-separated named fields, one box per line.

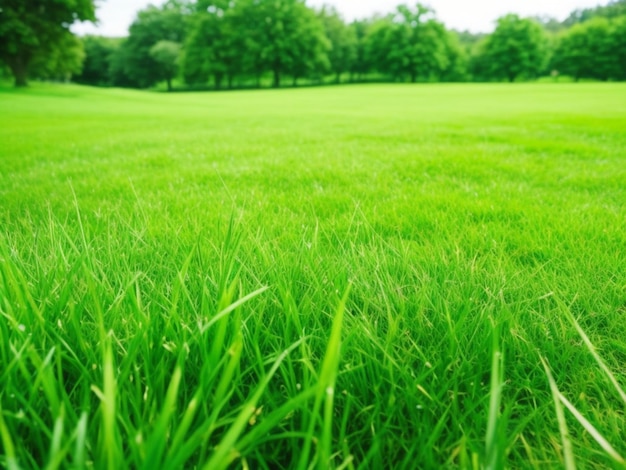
xmin=1 ymin=83 xmax=625 ymax=469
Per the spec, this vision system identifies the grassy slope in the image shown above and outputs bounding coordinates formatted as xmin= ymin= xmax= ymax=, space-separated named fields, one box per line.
xmin=1 ymin=83 xmax=625 ymax=468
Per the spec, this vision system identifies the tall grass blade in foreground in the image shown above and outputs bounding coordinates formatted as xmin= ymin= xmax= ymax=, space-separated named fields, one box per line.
xmin=203 ymin=337 xmax=306 ymax=470
xmin=541 ymin=357 xmax=576 ymax=470
xmin=93 ymin=342 xmax=120 ymax=470
xmin=559 ymin=299 xmax=626 ymax=405
xmin=558 ymin=393 xmax=625 ymax=465
xmin=0 ymin=401 xmax=20 ymax=470
xmin=485 ymin=320 xmax=504 ymax=470
xmin=297 ymin=286 xmax=351 ymax=470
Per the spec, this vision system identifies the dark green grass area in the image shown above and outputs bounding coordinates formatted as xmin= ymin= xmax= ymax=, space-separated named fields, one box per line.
xmin=1 ymin=83 xmax=626 ymax=469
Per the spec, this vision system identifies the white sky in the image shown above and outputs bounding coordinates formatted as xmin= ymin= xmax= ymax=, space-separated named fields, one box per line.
xmin=73 ymin=0 xmax=605 ymax=37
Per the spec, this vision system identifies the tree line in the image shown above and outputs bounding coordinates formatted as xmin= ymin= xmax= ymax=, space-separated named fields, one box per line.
xmin=2 ymin=0 xmax=626 ymax=88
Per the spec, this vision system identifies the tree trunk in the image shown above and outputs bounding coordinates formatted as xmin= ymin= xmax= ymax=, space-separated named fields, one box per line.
xmin=8 ymin=56 xmax=29 ymax=87
xmin=228 ymin=75 xmax=233 ymax=89
xmin=336 ymin=72 xmax=341 ymax=84
xmin=166 ymin=77 xmax=172 ymax=92
xmin=508 ymin=74 xmax=515 ymax=83
xmin=273 ymin=68 xmax=281 ymax=88
xmin=292 ymin=76 xmax=297 ymax=87
xmin=410 ymin=72 xmax=416 ymax=83
xmin=215 ymin=73 xmax=223 ymax=90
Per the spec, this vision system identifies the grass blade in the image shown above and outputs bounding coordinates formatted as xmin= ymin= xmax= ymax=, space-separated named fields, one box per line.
xmin=93 ymin=342 xmax=119 ymax=470
xmin=202 ymin=337 xmax=306 ymax=470
xmin=485 ymin=321 xmax=503 ymax=470
xmin=561 ymin=302 xmax=626 ymax=405
xmin=298 ymin=286 xmax=351 ymax=470
xmin=142 ymin=366 xmax=183 ymax=469
xmin=73 ymin=413 xmax=88 ymax=469
xmin=540 ymin=356 xmax=576 ymax=470
xmin=558 ymin=392 xmax=625 ymax=465
xmin=200 ymin=285 xmax=269 ymax=334
xmin=0 ymin=401 xmax=20 ymax=470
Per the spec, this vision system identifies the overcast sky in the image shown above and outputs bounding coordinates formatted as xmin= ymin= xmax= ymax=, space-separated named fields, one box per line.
xmin=73 ymin=0 xmax=605 ymax=37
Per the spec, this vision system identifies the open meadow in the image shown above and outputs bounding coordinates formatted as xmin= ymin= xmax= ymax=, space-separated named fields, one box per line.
xmin=1 ymin=83 xmax=626 ymax=469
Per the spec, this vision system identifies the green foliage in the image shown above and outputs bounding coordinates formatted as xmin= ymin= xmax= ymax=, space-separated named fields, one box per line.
xmin=532 ymin=16 xmax=567 ymax=34
xmin=183 ymin=3 xmax=242 ymax=88
xmin=0 ymin=63 xmax=10 ymax=80
xmin=0 ymin=0 xmax=95 ymax=86
xmin=58 ymin=0 xmax=626 ymax=89
xmin=372 ymin=5 xmax=443 ymax=82
xmin=614 ymin=17 xmax=626 ymax=80
xmin=233 ymin=0 xmax=330 ymax=88
xmin=477 ymin=14 xmax=549 ymax=82
xmin=74 ymin=36 xmax=121 ymax=87
xmin=29 ymin=32 xmax=85 ymax=82
xmin=111 ymin=2 xmax=189 ymax=88
xmin=285 ymin=4 xmax=331 ymax=85
xmin=183 ymin=0 xmax=330 ymax=88
xmin=348 ymin=19 xmax=374 ymax=81
xmin=318 ymin=6 xmax=357 ymax=83
xmin=150 ymin=40 xmax=181 ymax=91
xmin=440 ymin=31 xmax=469 ymax=82
xmin=564 ymin=0 xmax=626 ymax=25
xmin=364 ymin=4 xmax=466 ymax=83
xmin=553 ymin=16 xmax=625 ymax=81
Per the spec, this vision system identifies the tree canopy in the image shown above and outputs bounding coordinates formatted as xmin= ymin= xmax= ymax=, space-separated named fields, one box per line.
xmin=477 ymin=15 xmax=548 ymax=82
xmin=564 ymin=0 xmax=626 ymax=25
xmin=74 ymin=36 xmax=121 ymax=87
xmin=182 ymin=3 xmax=241 ymax=88
xmin=110 ymin=2 xmax=189 ymax=89
xmin=553 ymin=16 xmax=625 ymax=81
xmin=150 ymin=40 xmax=182 ymax=91
xmin=318 ymin=7 xmax=357 ymax=83
xmin=365 ymin=5 xmax=451 ymax=83
xmin=0 ymin=0 xmax=96 ymax=86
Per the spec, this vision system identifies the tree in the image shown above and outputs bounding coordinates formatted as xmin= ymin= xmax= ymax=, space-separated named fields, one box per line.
xmin=225 ymin=0 xmax=266 ymax=87
xmin=0 ymin=63 xmax=10 ymax=80
xmin=233 ymin=0 xmax=329 ymax=88
xmin=109 ymin=41 xmax=137 ymax=88
xmin=349 ymin=19 xmax=374 ymax=81
xmin=532 ymin=16 xmax=566 ymax=34
xmin=553 ymin=17 xmax=621 ymax=81
xmin=111 ymin=1 xmax=188 ymax=88
xmin=440 ymin=31 xmax=469 ymax=82
xmin=74 ymin=36 xmax=121 ymax=87
xmin=479 ymin=14 xmax=548 ymax=82
xmin=613 ymin=16 xmax=626 ymax=80
xmin=0 ymin=0 xmax=96 ymax=86
xmin=366 ymin=4 xmax=450 ymax=83
xmin=364 ymin=16 xmax=395 ymax=79
xmin=30 ymin=31 xmax=85 ymax=82
xmin=564 ymin=0 xmax=626 ymax=26
xmin=150 ymin=40 xmax=181 ymax=91
xmin=468 ymin=38 xmax=490 ymax=81
xmin=183 ymin=3 xmax=240 ymax=89
xmin=286 ymin=5 xmax=330 ymax=85
xmin=318 ymin=6 xmax=356 ymax=83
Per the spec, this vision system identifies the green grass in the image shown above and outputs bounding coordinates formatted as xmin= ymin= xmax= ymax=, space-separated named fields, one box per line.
xmin=1 ymin=82 xmax=625 ymax=469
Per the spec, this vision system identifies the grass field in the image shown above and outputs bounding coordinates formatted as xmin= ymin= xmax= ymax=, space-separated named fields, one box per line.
xmin=1 ymin=82 xmax=626 ymax=469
